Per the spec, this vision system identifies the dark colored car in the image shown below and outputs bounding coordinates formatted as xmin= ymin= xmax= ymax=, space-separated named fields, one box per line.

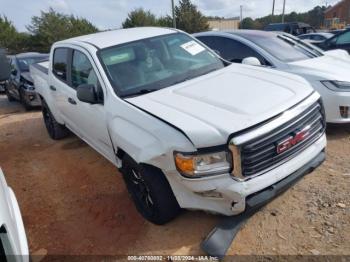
xmin=329 ymin=29 xmax=345 ymax=35
xmin=298 ymin=32 xmax=334 ymax=42
xmin=318 ymin=29 xmax=350 ymax=53
xmin=0 ymin=49 xmax=10 ymax=92
xmin=264 ymin=22 xmax=315 ymax=36
xmin=5 ymin=52 xmax=48 ymax=109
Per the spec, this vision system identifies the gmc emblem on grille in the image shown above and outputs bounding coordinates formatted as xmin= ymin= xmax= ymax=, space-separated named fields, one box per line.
xmin=276 ymin=126 xmax=311 ymax=154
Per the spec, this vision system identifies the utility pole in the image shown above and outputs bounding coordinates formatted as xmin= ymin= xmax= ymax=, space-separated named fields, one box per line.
xmin=171 ymin=0 xmax=176 ymax=28
xmin=272 ymin=0 xmax=275 ymax=16
xmin=240 ymin=5 xmax=243 ymax=21
xmin=282 ymin=0 xmax=286 ymax=23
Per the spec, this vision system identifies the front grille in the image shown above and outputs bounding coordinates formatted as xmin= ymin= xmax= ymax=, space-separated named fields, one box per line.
xmin=240 ymin=100 xmax=325 ymax=177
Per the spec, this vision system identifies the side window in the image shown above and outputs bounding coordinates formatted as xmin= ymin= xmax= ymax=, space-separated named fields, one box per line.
xmin=53 ymin=48 xmax=68 ymax=81
xmin=309 ymin=35 xmax=316 ymax=40
xmin=336 ymin=31 xmax=350 ymax=45
xmin=198 ymin=36 xmax=270 ymax=66
xmin=312 ymin=35 xmax=322 ymax=41
xmin=71 ymin=50 xmax=99 ymax=89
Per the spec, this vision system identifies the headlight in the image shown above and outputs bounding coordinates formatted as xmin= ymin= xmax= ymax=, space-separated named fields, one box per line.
xmin=174 ymin=151 xmax=232 ymax=178
xmin=321 ymin=81 xmax=350 ymax=92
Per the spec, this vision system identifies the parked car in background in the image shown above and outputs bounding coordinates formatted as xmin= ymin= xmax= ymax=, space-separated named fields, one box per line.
xmin=194 ymin=30 xmax=350 ymax=123
xmin=264 ymin=22 xmax=315 ymax=36
xmin=0 ymin=49 xmax=10 ymax=92
xmin=0 ymin=168 xmax=29 ymax=262
xmin=318 ymin=29 xmax=350 ymax=54
xmin=30 ymin=27 xmax=326 ymax=225
xmin=298 ymin=32 xmax=334 ymax=46
xmin=5 ymin=52 xmax=48 ymax=109
xmin=0 ymin=81 xmax=6 ymax=93
xmin=329 ymin=29 xmax=345 ymax=35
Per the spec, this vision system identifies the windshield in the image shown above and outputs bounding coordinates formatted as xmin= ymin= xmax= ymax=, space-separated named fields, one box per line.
xmin=99 ymin=33 xmax=225 ymax=97
xmin=17 ymin=56 xmax=48 ymax=72
xmin=246 ymin=33 xmax=322 ymax=62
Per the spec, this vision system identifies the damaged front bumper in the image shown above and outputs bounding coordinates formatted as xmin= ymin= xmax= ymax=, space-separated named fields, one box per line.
xmin=201 ymin=150 xmax=326 ymax=258
xmin=21 ymin=89 xmax=41 ymax=107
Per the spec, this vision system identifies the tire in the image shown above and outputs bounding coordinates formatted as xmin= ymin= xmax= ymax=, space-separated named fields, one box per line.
xmin=41 ymin=100 xmax=69 ymax=140
xmin=5 ymin=87 xmax=14 ymax=102
xmin=121 ymin=155 xmax=181 ymax=225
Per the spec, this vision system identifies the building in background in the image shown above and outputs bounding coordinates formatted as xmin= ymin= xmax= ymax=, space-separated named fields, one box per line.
xmin=208 ymin=18 xmax=240 ymax=31
xmin=324 ymin=0 xmax=350 ymax=29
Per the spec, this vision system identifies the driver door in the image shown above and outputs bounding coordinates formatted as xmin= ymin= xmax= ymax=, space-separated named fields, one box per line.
xmin=70 ymin=48 xmax=115 ymax=162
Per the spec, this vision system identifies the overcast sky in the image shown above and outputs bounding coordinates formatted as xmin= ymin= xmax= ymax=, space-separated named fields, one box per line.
xmin=0 ymin=0 xmax=340 ymax=32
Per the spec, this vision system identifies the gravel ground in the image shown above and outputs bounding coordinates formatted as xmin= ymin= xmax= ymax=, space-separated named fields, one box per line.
xmin=0 ymin=94 xmax=349 ymax=260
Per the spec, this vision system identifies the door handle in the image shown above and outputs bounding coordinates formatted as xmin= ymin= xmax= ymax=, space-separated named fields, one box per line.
xmin=68 ymin=97 xmax=77 ymax=105
xmin=50 ymin=85 xmax=56 ymax=91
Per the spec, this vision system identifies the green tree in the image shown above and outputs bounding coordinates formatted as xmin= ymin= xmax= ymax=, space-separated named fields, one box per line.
xmin=255 ymin=5 xmax=327 ymax=29
xmin=175 ymin=0 xmax=209 ymax=33
xmin=0 ymin=16 xmax=19 ymax=53
xmin=240 ymin=17 xmax=256 ymax=29
xmin=157 ymin=15 xmax=173 ymax=27
xmin=122 ymin=8 xmax=159 ymax=28
xmin=27 ymin=8 xmax=98 ymax=52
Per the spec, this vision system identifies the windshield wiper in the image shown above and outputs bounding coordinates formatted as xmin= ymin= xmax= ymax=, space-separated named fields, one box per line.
xmin=122 ymin=88 xmax=158 ymax=98
xmin=278 ymin=35 xmax=320 ymax=58
xmin=277 ymin=35 xmax=318 ymax=58
xmin=173 ymin=68 xmax=219 ymax=86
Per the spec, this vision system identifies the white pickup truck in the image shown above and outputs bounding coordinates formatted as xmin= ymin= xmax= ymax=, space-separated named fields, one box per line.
xmin=0 ymin=169 xmax=29 ymax=262
xmin=30 ymin=27 xmax=326 ymax=225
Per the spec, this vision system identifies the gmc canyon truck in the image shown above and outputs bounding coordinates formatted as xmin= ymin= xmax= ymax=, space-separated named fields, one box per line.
xmin=30 ymin=27 xmax=326 ymax=225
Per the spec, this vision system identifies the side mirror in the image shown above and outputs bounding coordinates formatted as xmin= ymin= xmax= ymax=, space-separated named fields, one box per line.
xmin=242 ymin=57 xmax=262 ymax=66
xmin=0 ymin=50 xmax=11 ymax=81
xmin=77 ymin=84 xmax=100 ymax=104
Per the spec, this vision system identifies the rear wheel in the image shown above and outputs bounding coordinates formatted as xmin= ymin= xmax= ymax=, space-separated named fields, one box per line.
xmin=121 ymin=155 xmax=181 ymax=225
xmin=42 ymin=100 xmax=69 ymax=140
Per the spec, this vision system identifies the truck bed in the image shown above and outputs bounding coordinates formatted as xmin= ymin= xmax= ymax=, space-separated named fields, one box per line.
xmin=30 ymin=61 xmax=49 ymax=96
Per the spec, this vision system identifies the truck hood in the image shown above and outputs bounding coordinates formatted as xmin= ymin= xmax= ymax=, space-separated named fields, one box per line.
xmin=126 ymin=64 xmax=313 ymax=148
xmin=324 ymin=49 xmax=350 ymax=60
xmin=288 ymin=54 xmax=350 ymax=81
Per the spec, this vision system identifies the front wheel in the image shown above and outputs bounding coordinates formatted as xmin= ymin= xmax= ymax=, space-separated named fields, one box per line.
xmin=42 ymin=100 xmax=69 ymax=140
xmin=121 ymin=156 xmax=181 ymax=225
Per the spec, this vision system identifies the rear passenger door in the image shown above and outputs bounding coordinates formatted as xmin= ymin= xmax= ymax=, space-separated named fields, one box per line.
xmin=51 ymin=47 xmax=72 ymax=127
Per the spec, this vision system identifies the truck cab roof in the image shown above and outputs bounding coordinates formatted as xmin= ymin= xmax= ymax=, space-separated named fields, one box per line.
xmin=57 ymin=27 xmax=179 ymax=50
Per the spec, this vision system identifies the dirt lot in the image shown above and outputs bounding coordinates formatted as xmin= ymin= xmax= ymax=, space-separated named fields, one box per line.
xmin=0 ymin=94 xmax=349 ymax=258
